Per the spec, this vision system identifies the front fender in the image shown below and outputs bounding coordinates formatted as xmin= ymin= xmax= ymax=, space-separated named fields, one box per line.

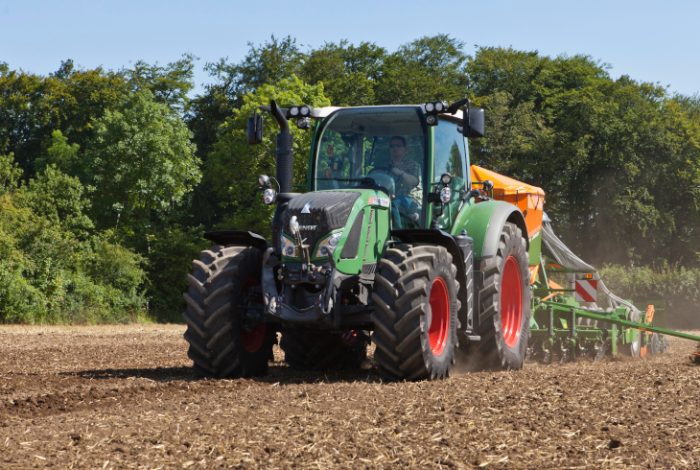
xmin=391 ymin=229 xmax=467 ymax=286
xmin=204 ymin=230 xmax=268 ymax=251
xmin=451 ymin=200 xmax=528 ymax=260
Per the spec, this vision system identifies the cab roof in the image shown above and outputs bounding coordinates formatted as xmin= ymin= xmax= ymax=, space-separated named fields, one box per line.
xmin=310 ymin=105 xmax=465 ymax=124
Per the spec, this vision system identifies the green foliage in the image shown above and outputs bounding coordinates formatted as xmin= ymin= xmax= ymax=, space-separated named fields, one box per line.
xmin=467 ymin=47 xmax=700 ymax=267
xmin=0 ymin=260 xmax=46 ymax=323
xmin=0 ymin=200 xmax=146 ymax=324
xmin=1 ymin=38 xmax=700 ymax=324
xmin=84 ymin=90 xmax=201 ymax=231
xmin=145 ymin=225 xmax=206 ymax=321
xmin=187 ymin=36 xmax=304 ymax=166
xmin=376 ymin=35 xmax=469 ymax=104
xmin=0 ymin=62 xmax=130 ymax=173
xmin=122 ymin=54 xmax=195 ymax=111
xmin=83 ymin=234 xmax=146 ymax=294
xmin=0 ymin=62 xmax=202 ymax=323
xmin=208 ymin=36 xmax=304 ymax=100
xmin=34 ymin=130 xmax=80 ymax=174
xmin=17 ymin=164 xmax=94 ymax=237
xmin=301 ymin=41 xmax=386 ymax=106
xmin=0 ymin=153 xmax=23 ymax=193
xmin=205 ymin=75 xmax=330 ymax=236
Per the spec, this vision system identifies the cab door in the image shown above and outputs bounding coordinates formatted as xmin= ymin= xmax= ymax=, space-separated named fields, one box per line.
xmin=432 ymin=118 xmax=468 ymax=230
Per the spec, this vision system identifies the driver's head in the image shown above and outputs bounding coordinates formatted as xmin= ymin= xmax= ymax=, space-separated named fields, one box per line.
xmin=389 ymin=136 xmax=406 ymax=163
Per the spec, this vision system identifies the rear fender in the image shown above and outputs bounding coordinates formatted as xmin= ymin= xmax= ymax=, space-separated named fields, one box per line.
xmin=451 ymin=200 xmax=528 ymax=260
xmin=391 ymin=229 xmax=474 ymax=334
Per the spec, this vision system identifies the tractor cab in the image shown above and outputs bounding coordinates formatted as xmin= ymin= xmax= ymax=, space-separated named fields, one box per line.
xmin=310 ymin=104 xmax=478 ymax=231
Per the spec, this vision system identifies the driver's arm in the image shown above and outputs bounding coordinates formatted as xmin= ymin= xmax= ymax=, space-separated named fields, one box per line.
xmin=392 ymin=164 xmax=419 ymax=188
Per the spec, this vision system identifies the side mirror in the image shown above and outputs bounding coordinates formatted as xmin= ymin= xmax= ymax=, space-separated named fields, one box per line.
xmin=463 ymin=107 xmax=485 ymax=138
xmin=247 ymin=113 xmax=263 ymax=145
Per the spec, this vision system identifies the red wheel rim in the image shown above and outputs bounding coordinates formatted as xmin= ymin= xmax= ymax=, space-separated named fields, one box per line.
xmin=501 ymin=256 xmax=523 ymax=348
xmin=428 ymin=276 xmax=450 ymax=356
xmin=241 ymin=324 xmax=267 ymax=353
xmin=241 ymin=276 xmax=266 ymax=353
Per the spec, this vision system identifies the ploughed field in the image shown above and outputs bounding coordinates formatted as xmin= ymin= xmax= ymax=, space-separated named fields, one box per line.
xmin=0 ymin=325 xmax=698 ymax=469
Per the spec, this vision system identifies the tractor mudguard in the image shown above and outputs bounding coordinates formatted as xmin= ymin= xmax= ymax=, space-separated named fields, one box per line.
xmin=451 ymin=200 xmax=528 ymax=260
xmin=204 ymin=230 xmax=268 ymax=251
xmin=391 ymin=229 xmax=467 ymax=283
xmin=392 ymin=229 xmax=476 ymax=336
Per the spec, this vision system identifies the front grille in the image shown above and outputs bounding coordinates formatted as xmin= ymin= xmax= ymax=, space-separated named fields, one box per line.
xmin=283 ymin=192 xmax=360 ymax=249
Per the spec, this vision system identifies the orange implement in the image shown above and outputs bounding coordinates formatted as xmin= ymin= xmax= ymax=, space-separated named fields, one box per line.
xmin=529 ymin=264 xmax=540 ymax=286
xmin=541 ymin=279 xmax=565 ymax=302
xmin=471 ymin=165 xmax=545 ymax=240
xmin=645 ymin=305 xmax=655 ymax=324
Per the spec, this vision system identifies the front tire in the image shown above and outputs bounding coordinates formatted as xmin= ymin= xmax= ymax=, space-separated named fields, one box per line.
xmin=372 ymin=244 xmax=460 ymax=380
xmin=473 ymin=222 xmax=531 ymax=370
xmin=183 ymin=245 xmax=275 ymax=378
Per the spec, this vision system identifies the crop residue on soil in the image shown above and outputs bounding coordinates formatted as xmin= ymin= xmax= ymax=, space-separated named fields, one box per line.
xmin=0 ymin=324 xmax=699 ymax=469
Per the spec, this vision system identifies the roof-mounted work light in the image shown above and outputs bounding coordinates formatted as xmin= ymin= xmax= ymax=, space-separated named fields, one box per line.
xmin=286 ymin=105 xmax=312 ymax=119
xmin=423 ymin=101 xmax=448 ymax=126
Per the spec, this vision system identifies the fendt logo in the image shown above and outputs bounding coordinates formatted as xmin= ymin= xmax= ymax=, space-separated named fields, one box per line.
xmin=301 ymin=203 xmax=311 ymax=214
xmin=298 ymin=225 xmax=317 ymax=231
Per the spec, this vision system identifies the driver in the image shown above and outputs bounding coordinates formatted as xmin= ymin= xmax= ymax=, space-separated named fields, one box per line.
xmin=388 ymin=136 xmax=421 ymax=226
xmin=389 ymin=136 xmax=419 ymax=195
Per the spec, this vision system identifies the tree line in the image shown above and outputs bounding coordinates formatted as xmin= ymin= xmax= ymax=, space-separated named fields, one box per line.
xmin=1 ymin=34 xmax=698 ymax=323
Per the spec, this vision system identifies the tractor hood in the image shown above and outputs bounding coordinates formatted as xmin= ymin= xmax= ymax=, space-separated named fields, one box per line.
xmin=283 ymin=191 xmax=360 ymax=242
xmin=280 ymin=189 xmax=391 ymax=275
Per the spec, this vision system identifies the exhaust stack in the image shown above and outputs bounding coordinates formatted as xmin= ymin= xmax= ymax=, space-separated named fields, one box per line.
xmin=270 ymin=100 xmax=294 ymax=194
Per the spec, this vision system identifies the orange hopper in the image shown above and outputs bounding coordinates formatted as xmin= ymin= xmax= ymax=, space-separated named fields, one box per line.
xmin=470 ymin=165 xmax=545 ymax=240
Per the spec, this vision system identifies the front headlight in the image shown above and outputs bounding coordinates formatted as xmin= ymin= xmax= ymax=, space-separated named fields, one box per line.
xmin=315 ymin=231 xmax=342 ymax=258
xmin=281 ymin=234 xmax=299 ymax=258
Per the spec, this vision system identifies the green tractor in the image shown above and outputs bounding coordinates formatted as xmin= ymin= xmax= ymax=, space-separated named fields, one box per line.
xmin=183 ymin=99 xmax=535 ymax=380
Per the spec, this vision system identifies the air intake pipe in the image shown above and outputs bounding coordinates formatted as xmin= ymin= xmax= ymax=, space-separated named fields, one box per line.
xmin=269 ymin=100 xmax=294 ymax=194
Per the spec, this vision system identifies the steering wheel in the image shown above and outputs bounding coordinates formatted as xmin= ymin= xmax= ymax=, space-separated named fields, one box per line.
xmin=366 ymin=167 xmax=396 ymax=196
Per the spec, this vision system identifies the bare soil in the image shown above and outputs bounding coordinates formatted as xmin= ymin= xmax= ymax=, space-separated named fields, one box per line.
xmin=0 ymin=325 xmax=698 ymax=469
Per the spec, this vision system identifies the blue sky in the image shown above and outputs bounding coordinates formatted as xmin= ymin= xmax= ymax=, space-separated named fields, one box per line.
xmin=1 ymin=0 xmax=698 ymax=97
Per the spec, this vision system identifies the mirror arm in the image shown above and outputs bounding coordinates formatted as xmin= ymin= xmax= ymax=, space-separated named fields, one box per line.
xmin=446 ymin=98 xmax=469 ymax=114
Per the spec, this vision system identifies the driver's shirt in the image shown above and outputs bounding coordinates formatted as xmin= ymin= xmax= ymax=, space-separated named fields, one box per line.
xmin=391 ymin=157 xmax=420 ymax=196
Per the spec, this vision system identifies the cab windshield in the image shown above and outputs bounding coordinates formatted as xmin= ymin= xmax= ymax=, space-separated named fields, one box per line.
xmin=313 ymin=107 xmax=426 ymax=227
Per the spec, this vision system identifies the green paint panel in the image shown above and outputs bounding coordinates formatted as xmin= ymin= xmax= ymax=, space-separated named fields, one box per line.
xmin=281 ymin=188 xmax=391 ymax=275
xmin=528 ymin=231 xmax=542 ymax=266
xmin=450 ymin=199 xmax=512 ymax=259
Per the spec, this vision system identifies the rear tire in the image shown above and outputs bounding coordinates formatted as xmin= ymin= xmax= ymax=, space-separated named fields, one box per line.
xmin=472 ymin=222 xmax=531 ymax=370
xmin=280 ymin=329 xmax=368 ymax=370
xmin=183 ymin=245 xmax=275 ymax=378
xmin=372 ymin=244 xmax=460 ymax=380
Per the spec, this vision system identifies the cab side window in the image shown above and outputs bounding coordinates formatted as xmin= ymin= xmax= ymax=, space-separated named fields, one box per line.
xmin=434 ymin=120 xmax=467 ymax=197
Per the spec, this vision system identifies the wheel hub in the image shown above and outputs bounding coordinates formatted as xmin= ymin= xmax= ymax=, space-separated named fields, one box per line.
xmin=241 ymin=324 xmax=267 ymax=353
